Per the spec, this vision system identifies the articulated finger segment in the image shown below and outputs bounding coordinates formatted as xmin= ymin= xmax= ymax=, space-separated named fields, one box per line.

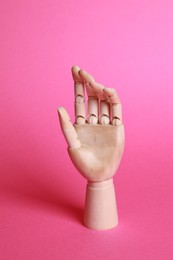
xmin=58 ymin=107 xmax=81 ymax=149
xmin=79 ymin=70 xmax=95 ymax=83
xmin=89 ymin=82 xmax=106 ymax=101
xmin=112 ymin=104 xmax=122 ymax=125
xmin=75 ymin=101 xmax=86 ymax=125
xmin=99 ymin=101 xmax=110 ymax=125
xmin=75 ymin=96 xmax=86 ymax=125
xmin=97 ymin=92 xmax=106 ymax=101
xmin=74 ymin=82 xmax=86 ymax=125
xmin=87 ymin=97 xmax=98 ymax=124
xmin=74 ymin=82 xmax=84 ymax=96
xmin=63 ymin=127 xmax=81 ymax=148
xmin=103 ymin=88 xmax=120 ymax=104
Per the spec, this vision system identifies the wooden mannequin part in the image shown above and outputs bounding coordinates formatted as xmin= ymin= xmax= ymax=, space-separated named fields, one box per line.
xmin=58 ymin=65 xmax=125 ymax=230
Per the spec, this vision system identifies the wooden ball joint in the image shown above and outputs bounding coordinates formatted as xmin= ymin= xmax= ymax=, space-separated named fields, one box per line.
xmin=58 ymin=66 xmax=125 ymax=230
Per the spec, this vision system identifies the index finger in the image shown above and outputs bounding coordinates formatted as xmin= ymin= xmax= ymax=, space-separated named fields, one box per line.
xmin=71 ymin=66 xmax=86 ymax=125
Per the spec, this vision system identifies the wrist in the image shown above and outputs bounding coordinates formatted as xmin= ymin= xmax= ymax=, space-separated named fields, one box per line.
xmin=87 ymin=178 xmax=113 ymax=190
xmin=84 ymin=178 xmax=118 ymax=230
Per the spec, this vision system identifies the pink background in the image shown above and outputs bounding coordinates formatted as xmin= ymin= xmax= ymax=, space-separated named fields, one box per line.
xmin=0 ymin=0 xmax=173 ymax=259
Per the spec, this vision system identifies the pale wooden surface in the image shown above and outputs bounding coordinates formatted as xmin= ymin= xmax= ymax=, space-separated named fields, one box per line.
xmin=58 ymin=65 xmax=125 ymax=230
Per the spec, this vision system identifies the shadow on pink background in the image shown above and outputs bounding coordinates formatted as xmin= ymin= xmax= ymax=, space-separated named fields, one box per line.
xmin=0 ymin=0 xmax=173 ymax=259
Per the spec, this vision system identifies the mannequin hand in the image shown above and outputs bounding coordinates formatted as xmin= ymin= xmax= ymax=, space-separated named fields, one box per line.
xmin=58 ymin=66 xmax=125 ymax=182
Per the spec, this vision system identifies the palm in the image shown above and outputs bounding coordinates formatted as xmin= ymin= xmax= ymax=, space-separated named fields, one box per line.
xmin=68 ymin=124 xmax=124 ymax=181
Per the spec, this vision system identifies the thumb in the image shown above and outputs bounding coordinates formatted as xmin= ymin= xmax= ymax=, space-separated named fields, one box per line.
xmin=57 ymin=107 xmax=81 ymax=149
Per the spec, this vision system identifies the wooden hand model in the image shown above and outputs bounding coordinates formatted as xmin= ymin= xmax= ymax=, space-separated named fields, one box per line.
xmin=58 ymin=66 xmax=125 ymax=230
